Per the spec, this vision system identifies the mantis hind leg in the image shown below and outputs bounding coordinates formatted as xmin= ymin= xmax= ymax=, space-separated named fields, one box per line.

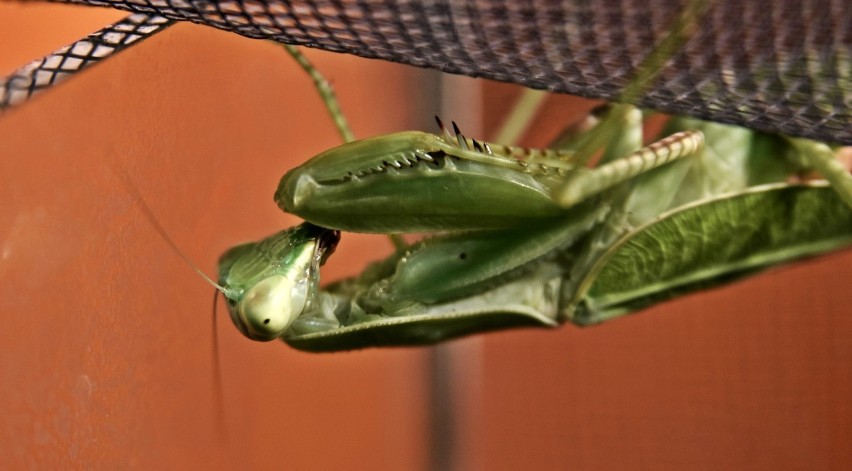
xmin=550 ymin=105 xmax=705 ymax=209
xmin=281 ymin=44 xmax=354 ymax=144
xmin=786 ymin=137 xmax=852 ymax=210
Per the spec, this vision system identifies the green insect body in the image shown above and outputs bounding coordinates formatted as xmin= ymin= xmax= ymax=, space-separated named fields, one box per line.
xmin=217 ymin=107 xmax=852 ymax=350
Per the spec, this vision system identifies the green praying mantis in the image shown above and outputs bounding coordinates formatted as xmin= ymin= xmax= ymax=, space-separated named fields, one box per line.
xmin=9 ymin=6 xmax=843 ymax=353
xmin=213 ymin=46 xmax=852 ymax=351
xmin=2 ymin=6 xmax=848 ymax=352
xmin=15 ymin=4 xmax=781 ymax=350
xmin=203 ymin=0 xmax=852 ymax=351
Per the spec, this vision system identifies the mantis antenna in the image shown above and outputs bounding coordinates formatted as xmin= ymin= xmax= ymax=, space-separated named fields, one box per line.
xmin=112 ymin=164 xmax=230 ymax=440
xmin=110 ymin=166 xmax=227 ymax=293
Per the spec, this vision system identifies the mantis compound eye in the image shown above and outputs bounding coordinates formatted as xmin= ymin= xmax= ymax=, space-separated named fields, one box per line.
xmin=234 ymin=274 xmax=310 ymax=341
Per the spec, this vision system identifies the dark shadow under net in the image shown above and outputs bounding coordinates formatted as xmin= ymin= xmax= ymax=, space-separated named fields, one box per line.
xmin=54 ymin=0 xmax=851 ymax=144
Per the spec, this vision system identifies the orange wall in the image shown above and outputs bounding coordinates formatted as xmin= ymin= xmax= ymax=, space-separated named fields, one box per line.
xmin=1 ymin=3 xmax=851 ymax=470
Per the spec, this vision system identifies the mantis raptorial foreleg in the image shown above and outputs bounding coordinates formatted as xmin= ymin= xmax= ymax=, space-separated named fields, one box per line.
xmin=273 ymin=125 xmax=703 ymax=233
xmin=280 ymin=44 xmax=412 ymax=252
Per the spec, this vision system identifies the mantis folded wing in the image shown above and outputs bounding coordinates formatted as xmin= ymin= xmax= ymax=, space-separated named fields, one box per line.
xmin=217 ymin=110 xmax=852 ymax=351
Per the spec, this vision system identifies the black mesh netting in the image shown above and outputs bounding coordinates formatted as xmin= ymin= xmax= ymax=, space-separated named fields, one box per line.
xmin=44 ymin=0 xmax=852 ymax=144
xmin=0 ymin=14 xmax=173 ymax=109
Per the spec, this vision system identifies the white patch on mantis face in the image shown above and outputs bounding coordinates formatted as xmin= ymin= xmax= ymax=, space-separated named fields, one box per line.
xmin=237 ymin=274 xmax=310 ymax=341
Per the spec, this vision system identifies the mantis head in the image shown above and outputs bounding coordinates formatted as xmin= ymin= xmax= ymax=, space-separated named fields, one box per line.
xmin=217 ymin=224 xmax=340 ymax=341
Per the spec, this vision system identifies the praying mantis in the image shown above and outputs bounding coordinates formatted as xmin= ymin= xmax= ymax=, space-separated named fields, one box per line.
xmin=215 ymin=51 xmax=852 ymax=351
xmin=199 ymin=1 xmax=849 ymax=351
xmin=3 ymin=8 xmax=850 ymax=354
xmin=2 ymin=7 xmax=850 ymax=469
